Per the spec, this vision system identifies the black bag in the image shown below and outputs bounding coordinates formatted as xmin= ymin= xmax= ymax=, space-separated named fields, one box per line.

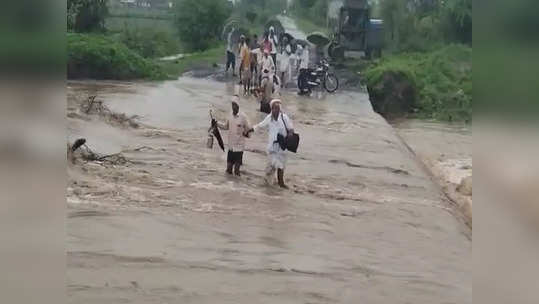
xmin=281 ymin=113 xmax=300 ymax=153
xmin=260 ymin=100 xmax=271 ymax=113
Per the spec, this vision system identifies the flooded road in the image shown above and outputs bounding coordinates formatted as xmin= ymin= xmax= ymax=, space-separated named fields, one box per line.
xmin=67 ymin=77 xmax=471 ymax=303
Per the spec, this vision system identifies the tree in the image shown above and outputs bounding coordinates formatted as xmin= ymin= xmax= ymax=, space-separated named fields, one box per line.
xmin=380 ymin=0 xmax=406 ymax=42
xmin=174 ymin=0 xmax=231 ymax=51
xmin=67 ymin=0 xmax=108 ymax=32
xmin=441 ymin=0 xmax=472 ymax=44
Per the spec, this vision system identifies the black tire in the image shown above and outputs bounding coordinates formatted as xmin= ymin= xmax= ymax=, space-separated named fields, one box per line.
xmin=324 ymin=73 xmax=339 ymax=93
xmin=297 ymin=72 xmax=311 ymax=94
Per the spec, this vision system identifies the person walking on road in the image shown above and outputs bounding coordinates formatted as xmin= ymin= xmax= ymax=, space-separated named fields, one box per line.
xmin=225 ymin=28 xmax=237 ymax=77
xmin=215 ymin=95 xmax=251 ymax=176
xmin=245 ymin=99 xmax=294 ymax=188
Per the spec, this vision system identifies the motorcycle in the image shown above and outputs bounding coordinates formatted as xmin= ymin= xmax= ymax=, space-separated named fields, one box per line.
xmin=297 ymin=58 xmax=339 ymax=94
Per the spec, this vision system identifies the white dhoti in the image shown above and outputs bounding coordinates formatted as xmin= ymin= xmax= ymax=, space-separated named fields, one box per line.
xmin=265 ymin=148 xmax=287 ymax=184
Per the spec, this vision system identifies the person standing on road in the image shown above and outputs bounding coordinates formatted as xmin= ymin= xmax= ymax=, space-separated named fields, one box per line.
xmin=225 ymin=28 xmax=237 ymax=77
xmin=238 ymin=35 xmax=246 ymax=84
xmin=240 ymin=37 xmax=252 ymax=95
xmin=215 ymin=95 xmax=251 ymax=176
xmin=296 ymin=44 xmax=310 ymax=94
xmin=269 ymin=26 xmax=279 ymax=74
xmin=260 ymin=49 xmax=275 ymax=103
xmin=250 ymin=34 xmax=260 ymax=88
xmin=244 ymin=99 xmax=294 ymax=188
xmin=280 ymin=37 xmax=292 ymax=88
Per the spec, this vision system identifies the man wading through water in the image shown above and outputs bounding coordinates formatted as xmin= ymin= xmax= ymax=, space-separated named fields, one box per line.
xmin=245 ymin=99 xmax=294 ymax=188
xmin=215 ymin=95 xmax=251 ymax=176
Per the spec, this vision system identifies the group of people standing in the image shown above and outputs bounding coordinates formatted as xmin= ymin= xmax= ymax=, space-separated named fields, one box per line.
xmin=225 ymin=26 xmax=310 ymax=100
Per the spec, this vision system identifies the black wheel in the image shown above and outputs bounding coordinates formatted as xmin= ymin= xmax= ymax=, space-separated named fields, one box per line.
xmin=297 ymin=72 xmax=311 ymax=94
xmin=324 ymin=73 xmax=339 ymax=93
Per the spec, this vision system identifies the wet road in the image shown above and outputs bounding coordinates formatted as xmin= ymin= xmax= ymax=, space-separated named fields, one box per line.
xmin=67 ymin=77 xmax=471 ymax=303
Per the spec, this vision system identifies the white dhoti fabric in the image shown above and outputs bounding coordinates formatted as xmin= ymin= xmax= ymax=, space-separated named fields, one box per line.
xmin=265 ymin=148 xmax=287 ymax=184
xmin=268 ymin=148 xmax=287 ymax=169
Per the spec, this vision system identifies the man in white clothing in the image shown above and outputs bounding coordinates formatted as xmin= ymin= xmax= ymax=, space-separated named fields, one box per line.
xmin=245 ymin=99 xmax=294 ymax=188
xmin=269 ymin=26 xmax=279 ymax=73
xmin=215 ymin=95 xmax=251 ymax=176
xmin=260 ymin=49 xmax=275 ymax=103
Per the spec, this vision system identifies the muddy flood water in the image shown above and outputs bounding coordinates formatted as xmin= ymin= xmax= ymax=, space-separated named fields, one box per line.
xmin=67 ymin=77 xmax=471 ymax=303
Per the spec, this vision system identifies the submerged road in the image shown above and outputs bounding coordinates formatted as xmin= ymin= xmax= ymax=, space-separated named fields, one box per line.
xmin=67 ymin=14 xmax=468 ymax=304
xmin=67 ymin=76 xmax=470 ymax=303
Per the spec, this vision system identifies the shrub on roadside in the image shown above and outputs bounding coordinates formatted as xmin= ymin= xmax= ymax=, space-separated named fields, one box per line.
xmin=68 ymin=33 xmax=165 ymax=80
xmin=364 ymin=44 xmax=472 ymax=122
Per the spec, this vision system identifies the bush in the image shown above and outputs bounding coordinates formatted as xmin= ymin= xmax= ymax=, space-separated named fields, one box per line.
xmin=364 ymin=44 xmax=472 ymax=121
xmin=118 ymin=29 xmax=181 ymax=58
xmin=68 ymin=33 xmax=165 ymax=80
xmin=174 ymin=0 xmax=230 ymax=51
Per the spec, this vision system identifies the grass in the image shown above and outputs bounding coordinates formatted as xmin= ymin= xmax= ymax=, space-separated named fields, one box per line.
xmin=364 ymin=44 xmax=472 ymax=122
xmin=105 ymin=16 xmax=177 ymax=35
xmin=68 ymin=33 xmax=166 ymax=80
xmin=154 ymin=44 xmax=225 ymax=79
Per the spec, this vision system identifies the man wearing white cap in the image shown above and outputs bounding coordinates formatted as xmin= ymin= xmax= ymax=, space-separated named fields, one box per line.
xmin=244 ymin=99 xmax=294 ymax=188
xmin=215 ymin=95 xmax=251 ymax=176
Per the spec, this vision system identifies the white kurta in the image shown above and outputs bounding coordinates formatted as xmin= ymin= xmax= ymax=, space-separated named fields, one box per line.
xmin=253 ymin=112 xmax=293 ymax=169
xmin=280 ymin=44 xmax=292 ymax=80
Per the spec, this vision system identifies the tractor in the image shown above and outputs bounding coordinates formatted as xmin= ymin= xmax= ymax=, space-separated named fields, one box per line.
xmin=327 ymin=0 xmax=384 ymax=60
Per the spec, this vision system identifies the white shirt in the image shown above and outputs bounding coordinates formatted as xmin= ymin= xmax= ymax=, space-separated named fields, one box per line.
xmin=227 ymin=31 xmax=233 ymax=52
xmin=300 ymin=48 xmax=309 ymax=69
xmin=218 ymin=112 xmax=251 ymax=152
xmin=253 ymin=113 xmax=294 ymax=153
xmin=260 ymin=55 xmax=275 ymax=76
xmin=270 ymin=34 xmax=278 ymax=55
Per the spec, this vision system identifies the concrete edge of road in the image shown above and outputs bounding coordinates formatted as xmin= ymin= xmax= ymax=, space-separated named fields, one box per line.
xmin=391 ymin=127 xmax=472 ymax=232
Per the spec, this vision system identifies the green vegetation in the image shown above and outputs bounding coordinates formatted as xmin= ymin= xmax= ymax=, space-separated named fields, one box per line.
xmin=364 ymin=44 xmax=471 ymax=121
xmin=377 ymin=0 xmax=472 ymax=52
xmin=116 ymin=28 xmax=182 ymax=58
xmin=360 ymin=0 xmax=472 ymax=122
xmin=290 ymin=0 xmax=328 ymax=34
xmin=68 ymin=0 xmax=108 ymax=32
xmin=174 ymin=0 xmax=231 ymax=51
xmin=68 ymin=33 xmax=165 ymax=80
xmin=155 ymin=45 xmax=225 ymax=79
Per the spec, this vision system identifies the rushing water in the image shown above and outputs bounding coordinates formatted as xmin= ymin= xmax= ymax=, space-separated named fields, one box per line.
xmin=67 ymin=76 xmax=470 ymax=304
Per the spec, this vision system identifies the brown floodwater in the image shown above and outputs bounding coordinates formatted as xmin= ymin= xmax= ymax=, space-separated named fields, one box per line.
xmin=67 ymin=76 xmax=471 ymax=303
